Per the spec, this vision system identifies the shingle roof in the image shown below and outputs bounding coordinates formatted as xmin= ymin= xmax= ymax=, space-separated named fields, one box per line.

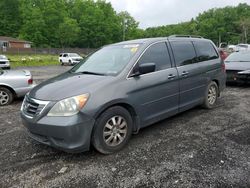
xmin=0 ymin=36 xmax=32 ymax=43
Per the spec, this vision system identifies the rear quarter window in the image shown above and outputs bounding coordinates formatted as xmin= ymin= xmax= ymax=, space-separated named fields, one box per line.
xmin=193 ymin=41 xmax=219 ymax=62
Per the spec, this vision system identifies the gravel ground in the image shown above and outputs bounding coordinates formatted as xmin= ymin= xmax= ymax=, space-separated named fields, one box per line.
xmin=0 ymin=66 xmax=249 ymax=188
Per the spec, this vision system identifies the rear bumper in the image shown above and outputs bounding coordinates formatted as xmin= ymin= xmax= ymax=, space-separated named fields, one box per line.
xmin=15 ymin=84 xmax=36 ymax=97
xmin=70 ymin=60 xmax=80 ymax=65
xmin=21 ymin=112 xmax=95 ymax=153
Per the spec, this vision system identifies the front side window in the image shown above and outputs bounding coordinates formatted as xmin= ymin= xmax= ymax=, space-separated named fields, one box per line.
xmin=137 ymin=42 xmax=172 ymax=72
xmin=170 ymin=41 xmax=197 ymax=66
xmin=71 ymin=44 xmax=140 ymax=76
xmin=193 ymin=41 xmax=218 ymax=62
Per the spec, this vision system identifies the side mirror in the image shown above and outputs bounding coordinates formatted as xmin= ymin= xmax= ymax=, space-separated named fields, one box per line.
xmin=139 ymin=63 xmax=156 ymax=74
xmin=132 ymin=63 xmax=156 ymax=77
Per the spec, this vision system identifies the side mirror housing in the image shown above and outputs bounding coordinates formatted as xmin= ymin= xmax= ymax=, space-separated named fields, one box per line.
xmin=138 ymin=63 xmax=156 ymax=75
xmin=131 ymin=63 xmax=156 ymax=77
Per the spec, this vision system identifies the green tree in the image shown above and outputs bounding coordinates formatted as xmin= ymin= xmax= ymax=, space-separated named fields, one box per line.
xmin=58 ymin=17 xmax=80 ymax=47
xmin=19 ymin=0 xmax=48 ymax=47
xmin=0 ymin=0 xmax=21 ymax=37
xmin=118 ymin=11 xmax=143 ymax=40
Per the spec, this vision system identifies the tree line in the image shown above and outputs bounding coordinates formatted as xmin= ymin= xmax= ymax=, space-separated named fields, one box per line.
xmin=0 ymin=0 xmax=249 ymax=48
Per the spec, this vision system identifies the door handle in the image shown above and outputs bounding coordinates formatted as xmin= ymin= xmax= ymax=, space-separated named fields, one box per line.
xmin=168 ymin=74 xmax=176 ymax=79
xmin=181 ymin=71 xmax=189 ymax=76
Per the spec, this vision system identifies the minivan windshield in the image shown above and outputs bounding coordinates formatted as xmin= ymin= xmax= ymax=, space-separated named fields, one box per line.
xmin=70 ymin=44 xmax=140 ymax=76
xmin=0 ymin=55 xmax=7 ymax=60
xmin=225 ymin=52 xmax=250 ymax=62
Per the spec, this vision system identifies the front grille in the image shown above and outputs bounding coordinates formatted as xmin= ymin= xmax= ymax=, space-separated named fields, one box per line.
xmin=22 ymin=96 xmax=49 ymax=117
xmin=0 ymin=61 xmax=6 ymax=64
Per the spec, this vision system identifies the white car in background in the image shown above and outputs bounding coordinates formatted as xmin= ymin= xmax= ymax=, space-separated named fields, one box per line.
xmin=0 ymin=55 xmax=10 ymax=69
xmin=59 ymin=53 xmax=83 ymax=66
xmin=235 ymin=44 xmax=250 ymax=52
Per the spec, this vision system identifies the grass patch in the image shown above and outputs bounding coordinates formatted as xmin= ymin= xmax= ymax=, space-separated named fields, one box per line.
xmin=5 ymin=54 xmax=59 ymax=68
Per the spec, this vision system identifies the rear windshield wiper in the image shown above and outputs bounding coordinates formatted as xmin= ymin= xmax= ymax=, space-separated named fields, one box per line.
xmin=78 ymin=71 xmax=106 ymax=76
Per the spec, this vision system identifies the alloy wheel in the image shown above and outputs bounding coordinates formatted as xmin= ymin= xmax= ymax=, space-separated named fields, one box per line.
xmin=208 ymin=85 xmax=217 ymax=105
xmin=0 ymin=90 xmax=9 ymax=105
xmin=103 ymin=115 xmax=128 ymax=147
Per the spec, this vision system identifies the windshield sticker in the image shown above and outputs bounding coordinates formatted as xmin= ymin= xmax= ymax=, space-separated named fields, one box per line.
xmin=130 ymin=47 xmax=138 ymax=53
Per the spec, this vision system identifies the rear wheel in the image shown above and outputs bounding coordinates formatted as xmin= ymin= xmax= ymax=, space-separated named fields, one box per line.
xmin=0 ymin=87 xmax=14 ymax=106
xmin=92 ymin=106 xmax=133 ymax=154
xmin=202 ymin=81 xmax=218 ymax=109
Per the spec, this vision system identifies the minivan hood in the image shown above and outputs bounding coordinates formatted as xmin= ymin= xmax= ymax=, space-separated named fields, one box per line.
xmin=225 ymin=61 xmax=250 ymax=71
xmin=29 ymin=72 xmax=112 ymax=101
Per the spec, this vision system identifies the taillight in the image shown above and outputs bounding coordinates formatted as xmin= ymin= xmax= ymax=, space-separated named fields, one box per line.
xmin=222 ymin=62 xmax=226 ymax=73
xmin=28 ymin=78 xmax=33 ymax=85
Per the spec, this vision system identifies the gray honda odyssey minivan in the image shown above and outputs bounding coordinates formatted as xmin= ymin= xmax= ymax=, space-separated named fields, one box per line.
xmin=21 ymin=36 xmax=226 ymax=154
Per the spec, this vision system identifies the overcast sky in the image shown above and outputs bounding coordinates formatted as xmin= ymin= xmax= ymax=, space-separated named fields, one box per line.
xmin=107 ymin=0 xmax=250 ymax=29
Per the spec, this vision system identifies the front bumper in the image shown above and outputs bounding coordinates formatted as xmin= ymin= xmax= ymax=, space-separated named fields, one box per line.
xmin=21 ymin=111 xmax=95 ymax=153
xmin=226 ymin=71 xmax=250 ymax=83
xmin=0 ymin=63 xmax=10 ymax=69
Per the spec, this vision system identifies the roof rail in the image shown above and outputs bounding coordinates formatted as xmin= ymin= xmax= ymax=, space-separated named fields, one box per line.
xmin=169 ymin=35 xmax=203 ymax=39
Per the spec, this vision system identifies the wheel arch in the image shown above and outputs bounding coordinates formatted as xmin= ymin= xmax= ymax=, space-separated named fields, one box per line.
xmin=94 ymin=101 xmax=140 ymax=133
xmin=212 ymin=79 xmax=220 ymax=96
xmin=0 ymin=84 xmax=17 ymax=97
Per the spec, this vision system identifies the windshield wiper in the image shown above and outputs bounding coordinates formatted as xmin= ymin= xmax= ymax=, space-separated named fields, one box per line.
xmin=79 ymin=71 xmax=106 ymax=76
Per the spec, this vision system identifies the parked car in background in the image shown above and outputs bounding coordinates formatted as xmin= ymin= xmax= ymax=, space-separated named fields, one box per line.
xmin=0 ymin=55 xmax=10 ymax=69
xmin=59 ymin=53 xmax=83 ymax=66
xmin=228 ymin=45 xmax=236 ymax=53
xmin=0 ymin=68 xmax=35 ymax=106
xmin=235 ymin=44 xmax=250 ymax=52
xmin=21 ymin=36 xmax=226 ymax=154
xmin=225 ymin=51 xmax=250 ymax=83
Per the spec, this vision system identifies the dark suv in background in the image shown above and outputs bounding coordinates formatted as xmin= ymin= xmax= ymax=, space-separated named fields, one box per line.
xmin=21 ymin=36 xmax=226 ymax=154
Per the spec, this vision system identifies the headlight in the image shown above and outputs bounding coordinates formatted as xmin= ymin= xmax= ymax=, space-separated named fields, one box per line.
xmin=47 ymin=94 xmax=89 ymax=117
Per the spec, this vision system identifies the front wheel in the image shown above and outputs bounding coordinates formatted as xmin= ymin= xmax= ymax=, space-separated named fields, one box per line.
xmin=202 ymin=81 xmax=218 ymax=109
xmin=92 ymin=106 xmax=133 ymax=154
xmin=60 ymin=60 xmax=64 ymax=66
xmin=0 ymin=87 xmax=14 ymax=106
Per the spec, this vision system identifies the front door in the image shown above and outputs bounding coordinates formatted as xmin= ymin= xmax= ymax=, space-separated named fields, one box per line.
xmin=130 ymin=42 xmax=179 ymax=127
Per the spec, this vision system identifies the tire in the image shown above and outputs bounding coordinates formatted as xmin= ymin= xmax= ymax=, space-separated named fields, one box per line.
xmin=0 ymin=87 xmax=14 ymax=106
xmin=92 ymin=106 xmax=133 ymax=154
xmin=69 ymin=60 xmax=72 ymax=65
xmin=202 ymin=81 xmax=218 ymax=109
xmin=60 ymin=60 xmax=64 ymax=66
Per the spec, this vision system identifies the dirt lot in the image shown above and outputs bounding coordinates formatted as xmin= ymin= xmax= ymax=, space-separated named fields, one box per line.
xmin=0 ymin=66 xmax=249 ymax=188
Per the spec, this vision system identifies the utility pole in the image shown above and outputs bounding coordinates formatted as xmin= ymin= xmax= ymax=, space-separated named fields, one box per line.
xmin=123 ymin=18 xmax=127 ymax=41
xmin=243 ymin=26 xmax=247 ymax=43
xmin=218 ymin=32 xmax=221 ymax=47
